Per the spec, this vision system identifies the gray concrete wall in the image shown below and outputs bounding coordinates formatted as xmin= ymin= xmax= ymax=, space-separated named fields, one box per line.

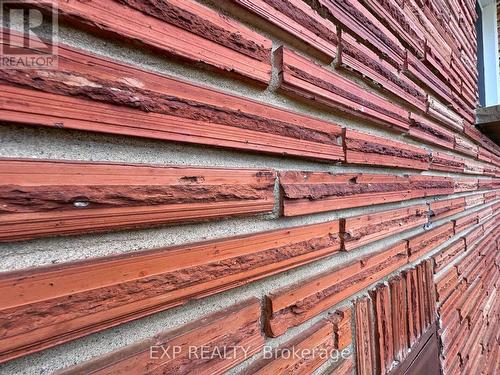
xmin=0 ymin=3 xmax=497 ymax=374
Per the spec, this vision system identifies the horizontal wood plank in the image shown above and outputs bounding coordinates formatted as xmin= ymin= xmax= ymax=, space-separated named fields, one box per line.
xmin=406 ymin=223 xmax=454 ymax=262
xmin=58 ymin=299 xmax=264 ymax=375
xmin=341 ymin=204 xmax=428 ymax=251
xmin=0 ymin=159 xmax=276 ymax=241
xmin=0 ymin=220 xmax=340 ymax=362
xmin=279 ymin=172 xmax=412 ymax=216
xmin=242 ymin=320 xmax=335 ymax=375
xmin=280 ymin=171 xmax=458 ymax=216
xmin=344 ymin=129 xmax=430 ymax=170
xmin=277 ymin=47 xmax=410 ymax=131
xmin=35 ymin=0 xmax=272 ymax=83
xmin=234 ymin=0 xmax=338 ymax=59
xmin=355 ymin=296 xmax=376 ymax=375
xmin=429 ymin=198 xmax=465 ymax=221
xmin=0 ymin=31 xmax=343 ymax=162
xmin=264 ymin=242 xmax=407 ymax=336
xmin=409 ymin=113 xmax=455 ymax=150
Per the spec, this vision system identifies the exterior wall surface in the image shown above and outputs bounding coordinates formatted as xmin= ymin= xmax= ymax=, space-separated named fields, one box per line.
xmin=0 ymin=0 xmax=499 ymax=374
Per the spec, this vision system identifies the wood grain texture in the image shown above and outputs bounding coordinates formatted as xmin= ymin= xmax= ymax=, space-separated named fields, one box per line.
xmin=477 ymin=206 xmax=493 ymax=224
xmin=233 ymin=0 xmax=338 ymax=59
xmin=406 ymin=223 xmax=454 ymax=262
xmin=426 ymin=97 xmax=464 ymax=131
xmin=280 ymin=171 xmax=459 ymax=217
xmin=277 ymin=47 xmax=410 ymax=131
xmin=341 ymin=204 xmax=428 ymax=251
xmin=0 ymin=0 xmax=496 ymax=372
xmin=430 ymin=152 xmax=466 ymax=173
xmin=389 ymin=276 xmax=408 ymax=362
xmin=463 ymin=225 xmax=485 ymax=249
xmin=423 ymin=261 xmax=436 ymax=328
xmin=453 ymin=178 xmax=479 ymax=193
xmin=355 ymin=296 xmax=375 ymax=375
xmin=405 ymin=268 xmax=421 ymax=346
xmin=465 ymin=194 xmax=485 ymax=209
xmin=339 ymin=32 xmax=426 ymax=111
xmin=329 ymin=356 xmax=354 ymax=375
xmin=459 ymin=234 xmax=485 ymax=276
xmin=279 ymin=171 xmax=412 ymax=216
xmin=35 ymin=0 xmax=272 ymax=83
xmin=404 ymin=53 xmax=454 ymax=113
xmin=463 ymin=161 xmax=484 ymax=175
xmin=329 ymin=306 xmax=352 ymax=350
xmin=436 ymin=268 xmax=459 ymax=303
xmin=432 ymin=238 xmax=466 ymax=273
xmin=482 ymin=164 xmax=497 ymax=177
xmin=408 ymin=113 xmax=455 ymax=150
xmin=439 ymin=279 xmax=466 ymax=329
xmin=429 ymin=198 xmax=465 ymax=221
xmin=479 ymin=178 xmax=495 ymax=190
xmin=0 ymin=159 xmax=275 ymax=241
xmin=482 ymin=215 xmax=497 ymax=237
xmin=0 ymin=31 xmax=343 ymax=162
xmin=318 ymin=0 xmax=405 ymax=68
xmin=242 ymin=320 xmax=335 ymax=375
xmin=480 ymin=181 xmax=494 ymax=195
xmin=416 ymin=264 xmax=428 ymax=330
xmin=370 ymin=284 xmax=394 ymax=375
xmin=483 ymin=191 xmax=498 ymax=202
xmin=0 ymin=220 xmax=340 ymax=362
xmin=454 ymin=136 xmax=479 ymax=158
xmin=58 ymin=298 xmax=264 ymax=375
xmin=344 ymin=129 xmax=430 ymax=170
xmin=409 ymin=175 xmax=454 ymax=198
xmin=361 ymin=0 xmax=425 ymax=57
xmin=453 ymin=211 xmax=479 ymax=234
xmin=436 ymin=226 xmax=500 ymax=375
xmin=265 ymin=242 xmax=407 ymax=337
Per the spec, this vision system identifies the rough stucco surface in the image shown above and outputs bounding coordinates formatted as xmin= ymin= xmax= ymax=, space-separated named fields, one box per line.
xmin=0 ymin=0 xmax=498 ymax=374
